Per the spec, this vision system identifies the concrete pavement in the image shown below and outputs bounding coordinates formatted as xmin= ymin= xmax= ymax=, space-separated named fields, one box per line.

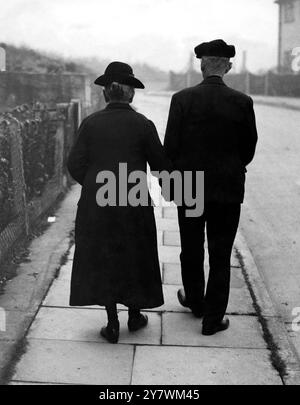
xmin=2 ymin=91 xmax=300 ymax=385
xmin=6 ymin=185 xmax=286 ymax=385
xmin=3 ymin=89 xmax=300 ymax=385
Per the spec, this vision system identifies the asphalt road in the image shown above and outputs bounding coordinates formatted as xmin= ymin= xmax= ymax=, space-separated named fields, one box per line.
xmin=240 ymin=104 xmax=300 ymax=324
xmin=135 ymin=91 xmax=300 ymax=330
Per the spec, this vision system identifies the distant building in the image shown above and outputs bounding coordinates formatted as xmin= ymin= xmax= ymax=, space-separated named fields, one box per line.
xmin=276 ymin=0 xmax=300 ymax=72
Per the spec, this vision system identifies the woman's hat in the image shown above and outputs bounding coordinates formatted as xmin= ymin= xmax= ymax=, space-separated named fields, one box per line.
xmin=194 ymin=39 xmax=236 ymax=59
xmin=94 ymin=61 xmax=145 ymax=89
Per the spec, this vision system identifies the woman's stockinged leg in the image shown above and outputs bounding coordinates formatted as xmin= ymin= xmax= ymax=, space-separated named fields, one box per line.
xmin=128 ymin=308 xmax=141 ymax=320
xmin=106 ymin=303 xmax=119 ymax=326
xmin=100 ymin=303 xmax=119 ymax=344
xmin=127 ymin=307 xmax=148 ymax=332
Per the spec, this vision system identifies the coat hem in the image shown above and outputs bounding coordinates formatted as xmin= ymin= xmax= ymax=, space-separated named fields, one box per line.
xmin=69 ymin=300 xmax=164 ymax=310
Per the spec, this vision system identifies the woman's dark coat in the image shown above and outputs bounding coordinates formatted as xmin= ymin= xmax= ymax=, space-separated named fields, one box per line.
xmin=67 ymin=103 xmax=169 ymax=308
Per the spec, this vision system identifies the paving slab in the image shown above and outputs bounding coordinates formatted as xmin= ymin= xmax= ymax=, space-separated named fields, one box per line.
xmin=162 ymin=313 xmax=266 ymax=348
xmin=42 ymin=279 xmax=79 ymax=308
xmin=56 ymin=261 xmax=73 ymax=282
xmin=28 ymin=307 xmax=161 ymax=346
xmin=221 ymin=285 xmax=255 ymax=315
xmin=131 ymin=346 xmax=282 ymax=385
xmin=163 ymin=263 xmax=181 ymax=284
xmin=230 ymin=267 xmax=246 ymax=288
xmin=164 ymin=231 xmax=181 ymax=247
xmin=163 ymin=207 xmax=177 ymax=219
xmin=154 ymin=207 xmax=163 ymax=218
xmin=163 ymin=230 xmax=210 ymax=249
xmin=41 ymin=281 xmax=106 ymax=311
xmin=67 ymin=244 xmax=75 ymax=260
xmin=12 ymin=339 xmax=134 ymax=385
xmin=156 ymin=218 xmax=179 ymax=232
xmin=163 ymin=262 xmax=243 ymax=286
xmin=159 ymin=246 xmax=181 ymax=264
xmin=157 ymin=230 xmax=163 ymax=246
xmin=162 ymin=284 xmax=254 ymax=315
xmin=163 ymin=260 xmax=209 ymax=285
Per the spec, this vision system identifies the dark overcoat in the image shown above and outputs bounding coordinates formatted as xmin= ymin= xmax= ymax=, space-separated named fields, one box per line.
xmin=164 ymin=76 xmax=258 ymax=203
xmin=67 ymin=102 xmax=169 ymax=308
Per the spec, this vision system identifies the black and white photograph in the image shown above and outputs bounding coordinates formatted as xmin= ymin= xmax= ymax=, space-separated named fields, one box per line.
xmin=0 ymin=0 xmax=300 ymax=389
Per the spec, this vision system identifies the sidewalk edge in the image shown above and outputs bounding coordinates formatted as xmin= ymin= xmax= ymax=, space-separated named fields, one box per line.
xmin=235 ymin=231 xmax=300 ymax=385
xmin=0 ymin=189 xmax=77 ymax=384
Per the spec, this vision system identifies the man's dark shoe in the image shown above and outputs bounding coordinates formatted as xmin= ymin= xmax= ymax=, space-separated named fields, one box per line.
xmin=128 ymin=314 xmax=148 ymax=332
xmin=191 ymin=309 xmax=204 ymax=319
xmin=177 ymin=289 xmax=203 ymax=318
xmin=100 ymin=322 xmax=120 ymax=344
xmin=177 ymin=288 xmax=189 ymax=308
xmin=202 ymin=317 xmax=230 ymax=336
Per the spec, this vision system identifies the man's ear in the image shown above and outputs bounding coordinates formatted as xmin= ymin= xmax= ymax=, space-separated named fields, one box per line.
xmin=103 ymin=89 xmax=109 ymax=103
xmin=200 ymin=59 xmax=205 ymax=73
xmin=226 ymin=62 xmax=233 ymax=74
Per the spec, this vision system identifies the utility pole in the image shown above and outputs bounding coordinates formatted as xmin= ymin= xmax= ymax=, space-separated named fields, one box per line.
xmin=241 ymin=50 xmax=250 ymax=94
xmin=241 ymin=50 xmax=248 ymax=73
xmin=0 ymin=46 xmax=6 ymax=71
xmin=186 ymin=52 xmax=194 ymax=87
xmin=277 ymin=2 xmax=282 ymax=73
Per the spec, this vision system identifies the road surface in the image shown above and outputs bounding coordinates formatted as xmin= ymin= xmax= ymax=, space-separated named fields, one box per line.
xmin=135 ymin=90 xmax=300 ymax=352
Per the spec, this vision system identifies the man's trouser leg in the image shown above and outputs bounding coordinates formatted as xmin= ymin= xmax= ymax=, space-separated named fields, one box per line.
xmin=177 ymin=207 xmax=206 ymax=313
xmin=203 ymin=203 xmax=241 ymax=326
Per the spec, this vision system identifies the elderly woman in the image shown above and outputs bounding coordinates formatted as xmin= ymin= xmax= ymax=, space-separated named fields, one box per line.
xmin=67 ymin=62 xmax=170 ymax=343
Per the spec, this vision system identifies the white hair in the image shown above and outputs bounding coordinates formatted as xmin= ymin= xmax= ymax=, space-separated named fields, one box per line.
xmin=201 ymin=56 xmax=231 ymax=76
xmin=104 ymin=82 xmax=135 ymax=103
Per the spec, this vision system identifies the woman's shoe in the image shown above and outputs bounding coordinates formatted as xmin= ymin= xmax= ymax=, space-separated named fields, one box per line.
xmin=128 ymin=314 xmax=148 ymax=332
xmin=100 ymin=322 xmax=120 ymax=344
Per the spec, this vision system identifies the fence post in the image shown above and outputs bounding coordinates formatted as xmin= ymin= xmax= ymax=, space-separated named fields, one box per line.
xmin=83 ymin=76 xmax=92 ymax=116
xmin=8 ymin=117 xmax=30 ymax=235
xmin=54 ymin=118 xmax=65 ymax=192
xmin=0 ymin=47 xmax=6 ymax=72
xmin=264 ymin=71 xmax=269 ymax=96
xmin=245 ymin=71 xmax=251 ymax=94
xmin=71 ymin=98 xmax=81 ymax=128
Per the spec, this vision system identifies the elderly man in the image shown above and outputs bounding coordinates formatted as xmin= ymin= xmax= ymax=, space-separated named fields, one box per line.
xmin=164 ymin=39 xmax=258 ymax=335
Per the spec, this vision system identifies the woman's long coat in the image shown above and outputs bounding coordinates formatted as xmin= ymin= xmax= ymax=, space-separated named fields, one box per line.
xmin=67 ymin=102 xmax=170 ymax=309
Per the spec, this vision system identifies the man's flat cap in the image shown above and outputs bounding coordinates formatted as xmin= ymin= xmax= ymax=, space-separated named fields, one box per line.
xmin=194 ymin=39 xmax=236 ymax=59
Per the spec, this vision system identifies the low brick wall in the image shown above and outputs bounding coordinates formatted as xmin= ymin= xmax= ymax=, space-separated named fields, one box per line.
xmin=0 ymin=71 xmax=103 ymax=114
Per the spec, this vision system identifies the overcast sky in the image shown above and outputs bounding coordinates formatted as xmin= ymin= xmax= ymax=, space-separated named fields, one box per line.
xmin=0 ymin=0 xmax=278 ymax=72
